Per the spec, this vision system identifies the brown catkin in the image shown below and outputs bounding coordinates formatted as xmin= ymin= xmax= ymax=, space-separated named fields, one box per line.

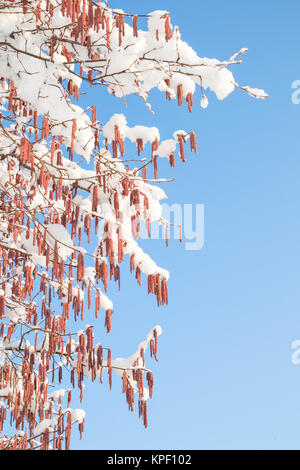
xmin=105 ymin=309 xmax=113 ymax=333
xmin=92 ymin=184 xmax=98 ymax=212
xmin=190 ymin=131 xmax=197 ymax=153
xmin=0 ymin=296 xmax=5 ymax=319
xmin=165 ymin=14 xmax=172 ymax=42
xmin=92 ymin=105 xmax=97 ymax=124
xmin=177 ymin=84 xmax=183 ymax=106
xmin=178 ymin=135 xmax=185 ymax=162
xmin=153 ymin=156 xmax=158 ymax=179
xmin=133 ymin=15 xmax=138 ymax=37
xmin=143 ymin=401 xmax=148 ymax=428
xmin=186 ymin=93 xmax=193 ymax=112
xmin=77 ymin=252 xmax=84 ymax=282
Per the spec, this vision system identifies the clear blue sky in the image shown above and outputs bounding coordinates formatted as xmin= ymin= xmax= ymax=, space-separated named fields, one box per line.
xmin=71 ymin=0 xmax=300 ymax=450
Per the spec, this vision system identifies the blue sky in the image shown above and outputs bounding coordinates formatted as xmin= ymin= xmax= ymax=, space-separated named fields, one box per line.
xmin=71 ymin=0 xmax=300 ymax=450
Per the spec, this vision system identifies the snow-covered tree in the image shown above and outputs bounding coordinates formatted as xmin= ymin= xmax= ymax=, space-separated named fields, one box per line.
xmin=0 ymin=0 xmax=267 ymax=450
